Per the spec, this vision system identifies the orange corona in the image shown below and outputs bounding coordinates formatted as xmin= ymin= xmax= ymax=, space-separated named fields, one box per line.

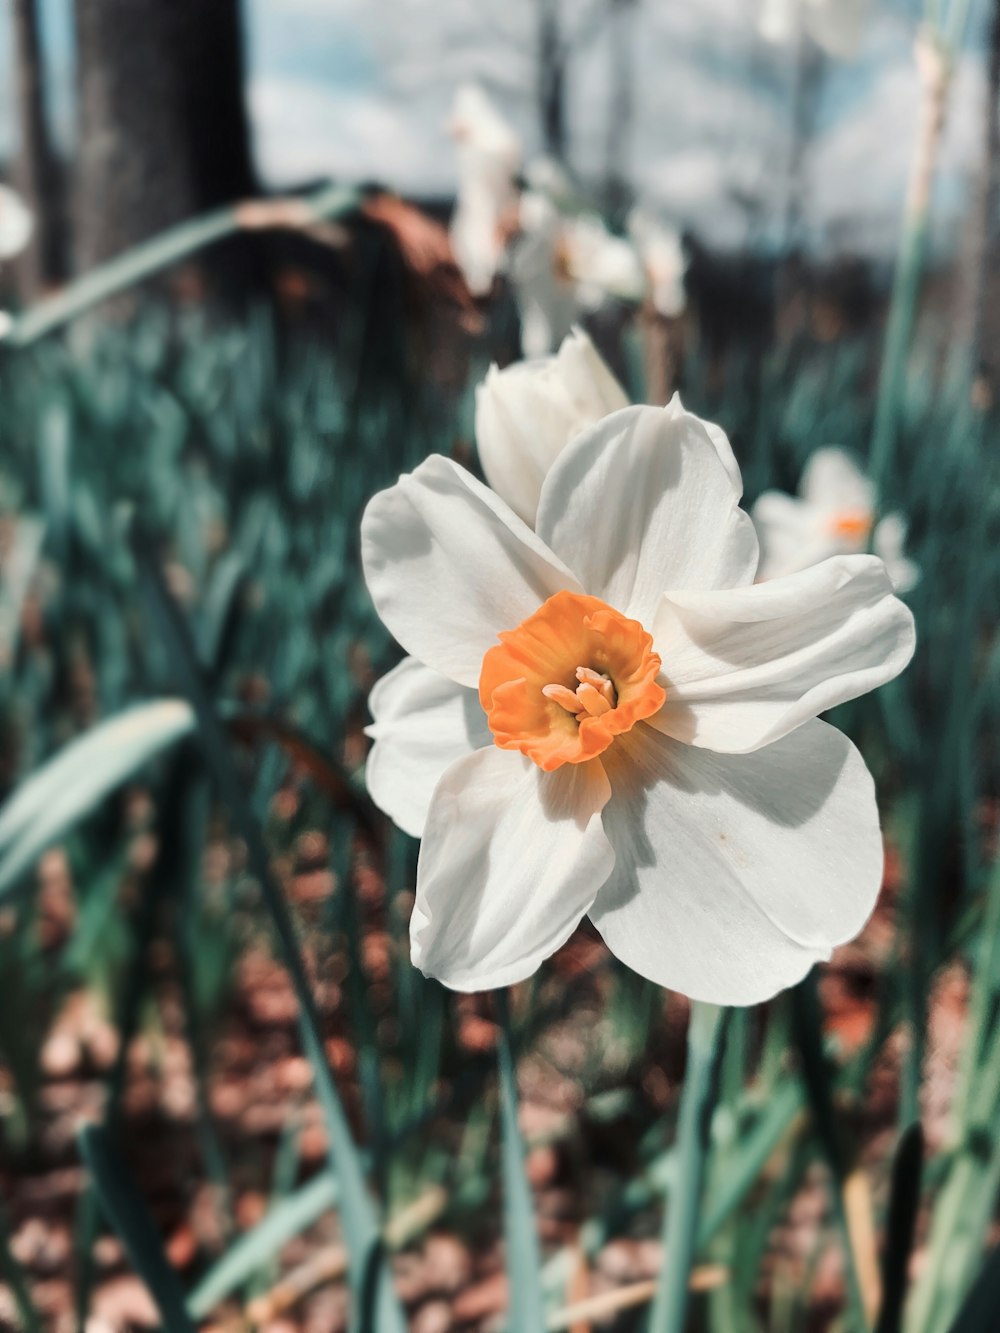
xmin=828 ymin=509 xmax=872 ymax=544
xmin=479 ymin=590 xmax=666 ymax=772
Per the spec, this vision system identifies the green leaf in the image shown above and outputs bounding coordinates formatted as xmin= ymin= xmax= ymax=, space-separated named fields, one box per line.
xmin=79 ymin=1123 xmax=197 ymax=1333
xmin=188 ymin=1172 xmax=338 ymax=1318
xmin=2 ymin=184 xmax=360 ymax=348
xmin=0 ymin=700 xmax=195 ymax=899
xmin=948 ymin=1245 xmax=1000 ymax=1333
xmin=875 ymin=1124 xmax=923 ymax=1333
xmin=496 ymin=991 xmax=545 ymax=1333
xmin=649 ymin=1002 xmax=728 ymax=1333
xmin=132 ymin=532 xmax=406 ymax=1333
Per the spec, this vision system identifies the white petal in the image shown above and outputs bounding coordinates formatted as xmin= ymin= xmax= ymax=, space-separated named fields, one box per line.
xmin=0 ymin=185 xmax=33 ymax=260
xmin=591 ymin=720 xmax=883 ymax=1005
xmin=648 ymin=555 xmax=916 ymax=752
xmin=536 ymin=405 xmax=758 ymax=625
xmin=874 ymin=514 xmax=920 ymax=594
xmin=665 ymin=394 xmax=742 ymax=495
xmin=361 ymin=455 xmax=580 ymax=688
xmin=562 ymin=215 xmax=646 ymax=302
xmin=475 ymin=329 xmax=628 ymax=526
xmin=365 ymin=658 xmax=491 ymax=838
xmin=411 ymin=748 xmax=614 ymax=991
xmin=752 ymin=491 xmax=839 ymax=580
xmin=800 ymin=447 xmax=875 ymax=513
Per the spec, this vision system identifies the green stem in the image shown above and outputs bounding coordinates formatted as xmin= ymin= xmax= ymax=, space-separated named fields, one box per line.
xmin=496 ymin=990 xmax=546 ymax=1333
xmin=649 ymin=1001 xmax=728 ymax=1333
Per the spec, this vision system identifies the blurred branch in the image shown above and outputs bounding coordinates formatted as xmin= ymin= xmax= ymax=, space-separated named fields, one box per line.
xmin=548 ymin=1267 xmax=727 ymax=1332
xmin=0 ymin=183 xmax=361 ymax=349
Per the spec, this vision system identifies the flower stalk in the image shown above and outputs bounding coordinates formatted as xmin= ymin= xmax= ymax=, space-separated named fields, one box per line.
xmin=649 ymin=1001 xmax=728 ymax=1333
xmin=496 ymin=990 xmax=546 ymax=1332
xmin=869 ymin=27 xmax=951 ymax=491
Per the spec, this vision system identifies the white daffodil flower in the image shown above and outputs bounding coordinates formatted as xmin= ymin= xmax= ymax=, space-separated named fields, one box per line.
xmin=475 ymin=329 xmax=629 ymax=527
xmin=752 ymin=447 xmax=919 ymax=593
xmin=629 ymin=209 xmax=687 ymax=319
xmin=474 ymin=331 xmax=739 ymax=527
xmin=759 ymin=0 xmax=869 ymax=59
xmin=362 ymin=402 xmax=915 ymax=1005
xmin=0 ymin=185 xmax=33 ymax=261
xmin=508 ymin=204 xmax=646 ymax=356
xmin=506 ymin=189 xmax=578 ymax=359
xmin=560 ymin=213 xmax=646 ymax=311
xmin=448 ymin=84 xmax=522 ymax=298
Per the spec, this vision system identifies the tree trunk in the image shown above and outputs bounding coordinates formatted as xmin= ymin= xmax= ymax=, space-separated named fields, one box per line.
xmin=602 ymin=0 xmax=637 ymax=225
xmin=11 ymin=0 xmax=66 ymax=299
xmin=538 ymin=0 xmax=568 ymax=165
xmin=959 ymin=0 xmax=1000 ymax=384
xmin=72 ymin=0 xmax=256 ymax=272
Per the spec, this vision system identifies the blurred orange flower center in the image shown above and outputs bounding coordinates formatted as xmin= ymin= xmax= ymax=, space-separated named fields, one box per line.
xmin=479 ymin=590 xmax=666 ymax=772
xmin=829 ymin=509 xmax=872 ymax=543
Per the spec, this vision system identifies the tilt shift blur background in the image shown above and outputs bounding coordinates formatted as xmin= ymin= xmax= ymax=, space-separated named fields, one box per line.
xmin=0 ymin=2 xmax=998 ymax=1331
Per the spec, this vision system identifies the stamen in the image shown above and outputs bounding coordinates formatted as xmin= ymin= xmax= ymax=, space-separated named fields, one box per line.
xmin=576 ymin=667 xmax=617 ymax=707
xmin=542 ymin=683 xmax=585 ymax=713
xmin=544 ymin=667 xmax=618 ymax=720
xmin=576 ymin=683 xmax=613 ymax=717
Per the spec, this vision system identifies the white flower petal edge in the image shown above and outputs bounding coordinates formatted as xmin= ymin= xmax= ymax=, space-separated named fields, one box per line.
xmin=361 ymin=454 xmax=580 ymax=688
xmin=874 ymin=514 xmax=920 ymax=594
xmin=751 ymin=490 xmax=831 ymax=580
xmin=592 ymin=719 xmax=882 ymax=1005
xmin=411 ymin=748 xmax=614 ymax=991
xmin=475 ymin=329 xmax=629 ymax=526
xmin=648 ymin=555 xmax=916 ymax=753
xmin=800 ymin=447 xmax=875 ymax=513
xmin=536 ymin=404 xmax=759 ymax=627
xmin=365 ymin=657 xmax=491 ymax=838
xmin=663 ymin=394 xmax=743 ymax=496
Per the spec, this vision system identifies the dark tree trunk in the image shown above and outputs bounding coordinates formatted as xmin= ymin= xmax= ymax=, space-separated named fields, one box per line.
xmin=73 ymin=0 xmax=256 ymax=271
xmin=11 ymin=0 xmax=66 ymax=298
xmin=959 ymin=0 xmax=1000 ymax=383
xmin=538 ymin=0 xmax=568 ymax=164
xmin=602 ymin=0 xmax=637 ymax=225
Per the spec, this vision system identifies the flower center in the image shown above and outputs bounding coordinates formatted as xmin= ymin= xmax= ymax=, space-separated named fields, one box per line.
xmin=829 ymin=509 xmax=872 ymax=545
xmin=479 ymin=590 xmax=665 ymax=772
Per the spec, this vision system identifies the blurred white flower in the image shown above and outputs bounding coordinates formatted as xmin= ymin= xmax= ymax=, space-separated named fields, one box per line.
xmin=508 ymin=204 xmax=646 ymax=356
xmin=507 ymin=189 xmax=577 ymax=358
xmin=629 ymin=208 xmax=687 ymax=318
xmin=0 ymin=311 xmax=13 ymax=340
xmin=362 ymin=398 xmax=915 ymax=1004
xmin=0 ymin=186 xmax=33 ymax=261
xmin=477 ymin=330 xmax=740 ymax=523
xmin=560 ymin=212 xmax=646 ymax=310
xmin=752 ymin=447 xmax=919 ymax=593
xmin=475 ymin=329 xmax=629 ymax=526
xmin=447 ymin=84 xmax=522 ymax=297
xmin=759 ymin=0 xmax=869 ymax=59
xmin=522 ymin=156 xmax=576 ymax=209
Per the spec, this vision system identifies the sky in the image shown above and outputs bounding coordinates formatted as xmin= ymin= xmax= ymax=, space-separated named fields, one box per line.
xmin=0 ymin=0 xmax=990 ymax=256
